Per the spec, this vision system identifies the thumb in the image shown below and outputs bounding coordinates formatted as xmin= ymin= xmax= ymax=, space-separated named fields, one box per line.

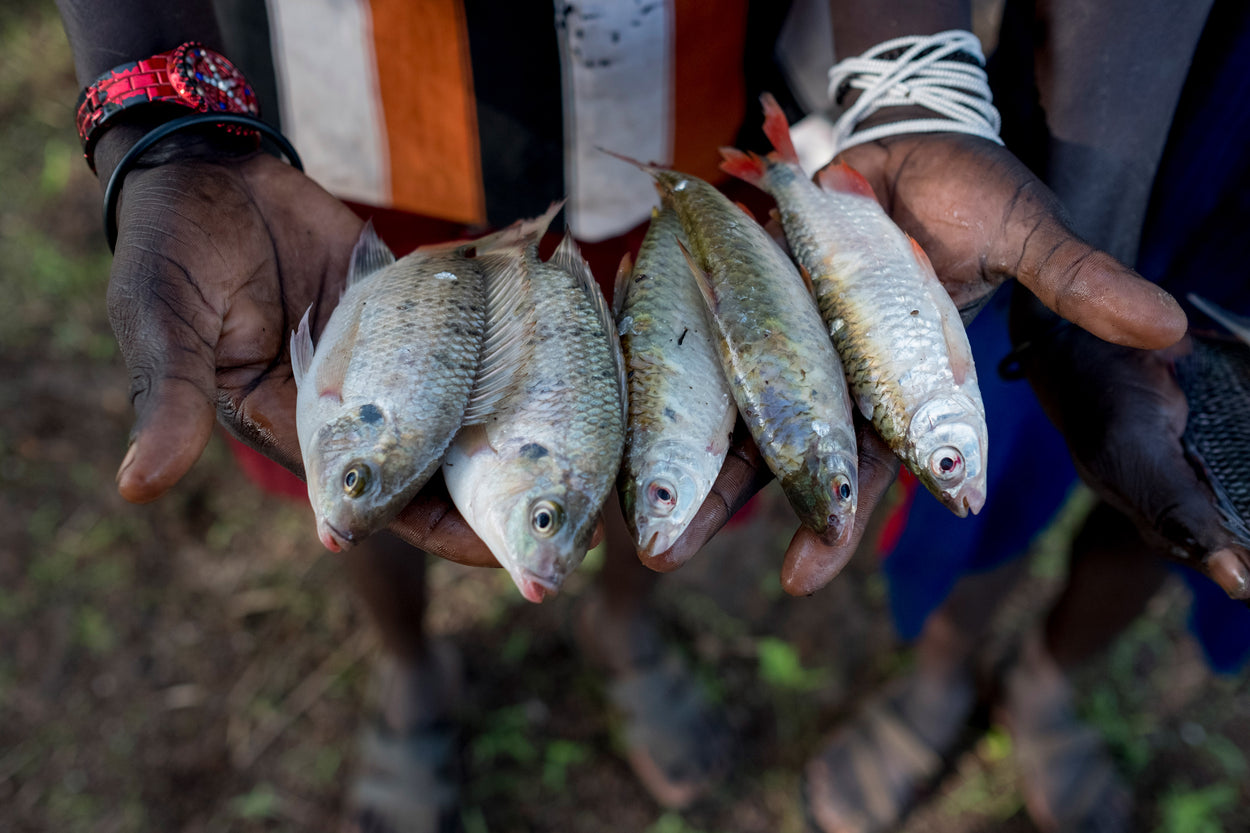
xmin=995 ymin=212 xmax=1186 ymax=350
xmin=107 ymin=247 xmax=219 ymax=503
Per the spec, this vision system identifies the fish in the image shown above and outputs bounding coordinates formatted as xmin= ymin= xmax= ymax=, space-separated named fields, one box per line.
xmin=1177 ymin=294 xmax=1250 ymax=548
xmin=292 ymin=219 xmax=522 ymax=552
xmin=615 ymin=204 xmax=736 ymax=557
xmin=604 ymin=151 xmax=858 ymax=545
xmin=442 ymin=206 xmax=627 ymax=603
xmin=720 ymin=94 xmax=988 ymax=517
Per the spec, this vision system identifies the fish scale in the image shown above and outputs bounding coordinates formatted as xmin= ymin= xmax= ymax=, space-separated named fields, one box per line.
xmin=293 ymin=229 xmax=489 ymax=551
xmin=1177 ymin=334 xmax=1250 ymax=545
xmin=443 ymin=221 xmax=626 ymax=602
xmin=617 ymin=204 xmax=736 ymax=555
xmin=630 ymin=166 xmax=858 ymax=545
xmin=719 ymin=95 xmax=987 ymax=516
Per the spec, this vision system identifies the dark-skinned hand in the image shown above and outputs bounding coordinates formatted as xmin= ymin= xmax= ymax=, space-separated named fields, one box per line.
xmin=97 ymin=127 xmax=497 ymax=567
xmin=1011 ymin=295 xmax=1250 ymax=601
xmin=642 ymin=132 xmax=1189 ymax=595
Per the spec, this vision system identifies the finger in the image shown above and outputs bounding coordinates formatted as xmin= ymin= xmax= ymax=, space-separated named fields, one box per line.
xmin=780 ymin=426 xmax=898 ymax=596
xmin=389 ymin=487 xmax=499 ymax=568
xmin=642 ymin=423 xmax=772 ymax=572
xmin=1205 ymin=549 xmax=1250 ymax=601
xmin=107 ymin=247 xmax=219 ymax=503
xmin=995 ymin=212 xmax=1186 ymax=350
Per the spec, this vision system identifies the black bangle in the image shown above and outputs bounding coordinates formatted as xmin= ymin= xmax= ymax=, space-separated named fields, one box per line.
xmin=102 ymin=113 xmax=303 ymax=252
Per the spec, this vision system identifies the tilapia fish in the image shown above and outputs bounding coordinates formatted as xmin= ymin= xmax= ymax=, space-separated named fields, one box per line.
xmin=1177 ymin=295 xmax=1250 ymax=547
xmin=721 ymin=94 xmax=988 ymax=517
xmin=292 ymin=221 xmax=520 ymax=552
xmin=443 ymin=207 xmax=626 ymax=603
xmin=607 ymin=152 xmax=858 ymax=545
xmin=616 ymin=205 xmax=736 ymax=557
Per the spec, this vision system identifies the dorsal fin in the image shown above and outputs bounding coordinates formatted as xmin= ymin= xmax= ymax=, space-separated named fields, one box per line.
xmin=468 ymin=200 xmax=564 ymax=257
xmin=798 ymin=263 xmax=815 ymax=297
xmin=347 ymin=220 xmax=396 ymax=288
xmin=290 ymin=306 xmax=314 ymax=389
xmin=910 ymin=235 xmax=974 ymax=385
xmin=613 ymin=251 xmax=633 ymax=318
xmin=462 ymin=247 xmax=535 ymax=425
xmin=1189 ymin=293 xmax=1250 ymax=346
xmin=550 ymin=232 xmax=629 ymax=427
xmin=759 ymin=92 xmax=799 ymax=165
xmin=675 ymin=237 xmax=719 ymax=315
xmin=816 ymin=161 xmax=877 ymax=200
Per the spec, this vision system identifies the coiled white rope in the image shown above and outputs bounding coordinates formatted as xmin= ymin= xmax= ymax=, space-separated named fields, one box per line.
xmin=827 ymin=29 xmax=1003 ymax=155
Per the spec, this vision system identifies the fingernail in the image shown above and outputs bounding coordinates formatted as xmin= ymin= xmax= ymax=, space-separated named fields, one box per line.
xmin=116 ymin=441 xmax=138 ymax=485
xmin=1208 ymin=549 xmax=1250 ymax=599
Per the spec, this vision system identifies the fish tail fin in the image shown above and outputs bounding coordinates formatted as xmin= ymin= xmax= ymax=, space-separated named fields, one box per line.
xmin=760 ymin=93 xmax=800 ymax=165
xmin=718 ymin=146 xmax=769 ymax=189
xmin=815 ymin=161 xmax=877 ymax=200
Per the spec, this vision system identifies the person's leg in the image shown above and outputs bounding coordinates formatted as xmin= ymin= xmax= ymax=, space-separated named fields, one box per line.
xmin=1001 ymin=502 xmax=1167 ymax=833
xmin=804 ymin=558 xmax=1025 ymax=833
xmin=342 ymin=533 xmax=463 ymax=833
xmin=577 ymin=499 xmax=732 ymax=809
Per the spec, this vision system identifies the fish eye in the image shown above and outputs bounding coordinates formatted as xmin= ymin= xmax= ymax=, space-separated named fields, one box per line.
xmin=646 ymin=480 xmax=678 ymax=515
xmin=929 ymin=447 xmax=963 ymax=481
xmin=343 ymin=462 xmax=372 ymax=497
xmin=530 ymin=499 xmax=564 ymax=537
xmin=833 ymin=474 xmax=853 ymax=502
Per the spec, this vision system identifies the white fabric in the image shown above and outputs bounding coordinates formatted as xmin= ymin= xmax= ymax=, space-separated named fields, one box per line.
xmin=554 ymin=0 xmax=674 ymax=242
xmin=266 ymin=0 xmax=389 ymax=207
xmin=827 ymin=30 xmax=1002 ymax=156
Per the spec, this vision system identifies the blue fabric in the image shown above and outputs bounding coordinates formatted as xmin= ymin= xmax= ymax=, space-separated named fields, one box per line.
xmin=882 ymin=290 xmax=1075 ymax=640
xmin=883 ymin=0 xmax=1250 ymax=666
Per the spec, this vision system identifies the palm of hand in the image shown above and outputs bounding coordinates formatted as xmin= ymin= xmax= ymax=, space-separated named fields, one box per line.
xmin=108 ymin=152 xmax=362 ymax=500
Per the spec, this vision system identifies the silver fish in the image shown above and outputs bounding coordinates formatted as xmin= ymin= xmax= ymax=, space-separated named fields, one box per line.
xmin=616 ymin=204 xmax=736 ymax=557
xmin=605 ymin=152 xmax=858 ymax=545
xmin=443 ymin=206 xmax=627 ymax=602
xmin=292 ymin=222 xmax=501 ymax=551
xmin=721 ymin=94 xmax=988 ymax=516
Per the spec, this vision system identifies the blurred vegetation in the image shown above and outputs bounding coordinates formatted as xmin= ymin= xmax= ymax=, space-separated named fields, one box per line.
xmin=2 ymin=3 xmax=1247 ymax=833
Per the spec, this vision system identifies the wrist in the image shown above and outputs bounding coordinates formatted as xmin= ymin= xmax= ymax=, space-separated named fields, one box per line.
xmin=827 ymin=30 xmax=1001 ymax=155
xmin=92 ymin=117 xmax=257 ymax=185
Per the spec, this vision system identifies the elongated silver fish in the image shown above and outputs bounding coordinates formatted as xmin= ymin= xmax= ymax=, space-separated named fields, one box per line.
xmin=721 ymin=94 xmax=988 ymax=517
xmin=616 ymin=205 xmax=736 ymax=556
xmin=605 ymin=152 xmax=858 ymax=545
xmin=292 ymin=222 xmax=509 ymax=551
xmin=442 ymin=207 xmax=627 ymax=602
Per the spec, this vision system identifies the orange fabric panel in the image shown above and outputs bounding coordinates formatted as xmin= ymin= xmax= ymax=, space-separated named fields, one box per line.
xmin=369 ymin=0 xmax=485 ymax=224
xmin=671 ymin=0 xmax=749 ymax=184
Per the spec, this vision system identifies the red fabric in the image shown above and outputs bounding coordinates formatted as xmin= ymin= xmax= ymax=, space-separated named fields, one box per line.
xmin=875 ymin=467 xmax=919 ymax=558
xmin=227 ymin=435 xmax=306 ymax=501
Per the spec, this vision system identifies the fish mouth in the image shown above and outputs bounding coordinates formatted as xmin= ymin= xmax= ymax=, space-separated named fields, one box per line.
xmin=945 ymin=482 xmax=986 ymax=518
xmin=317 ymin=519 xmax=355 ymax=552
xmin=818 ymin=512 xmax=854 ymax=548
xmin=636 ymin=527 xmax=677 ymax=560
xmin=515 ymin=569 xmax=561 ymax=604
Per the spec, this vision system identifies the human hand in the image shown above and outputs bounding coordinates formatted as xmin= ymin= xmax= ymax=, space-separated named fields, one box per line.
xmin=98 ymin=128 xmax=497 ymax=566
xmin=1012 ymin=296 xmax=1250 ymax=601
xmin=643 ymin=132 xmax=1190 ymax=593
xmin=836 ymin=132 xmax=1186 ymax=349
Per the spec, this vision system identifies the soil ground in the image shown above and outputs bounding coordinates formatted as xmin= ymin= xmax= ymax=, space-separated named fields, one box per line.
xmin=2 ymin=4 xmax=1247 ymax=832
